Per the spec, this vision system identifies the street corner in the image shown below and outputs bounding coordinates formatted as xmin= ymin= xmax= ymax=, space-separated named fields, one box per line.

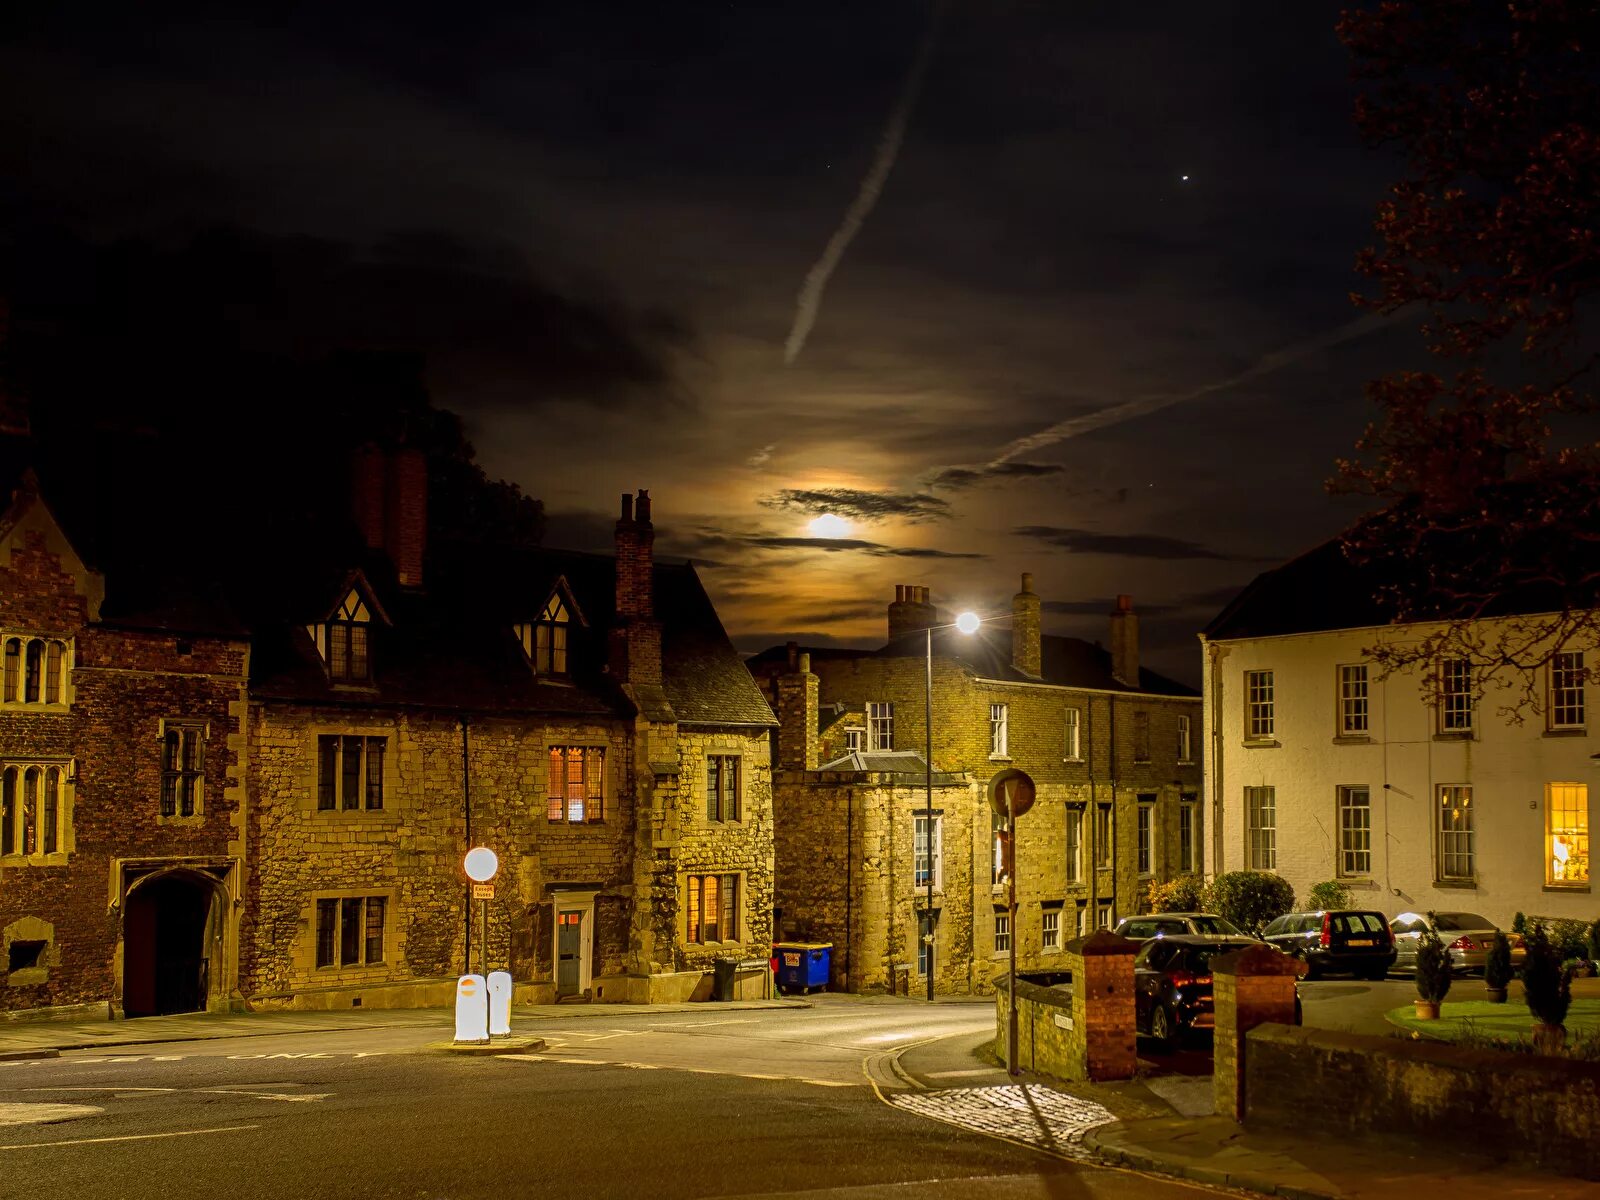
xmin=429 ymin=1037 xmax=547 ymax=1056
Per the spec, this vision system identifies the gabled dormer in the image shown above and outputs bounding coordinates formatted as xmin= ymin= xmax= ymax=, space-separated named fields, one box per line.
xmin=514 ymin=578 xmax=585 ymax=679
xmin=306 ymin=571 xmax=390 ymax=685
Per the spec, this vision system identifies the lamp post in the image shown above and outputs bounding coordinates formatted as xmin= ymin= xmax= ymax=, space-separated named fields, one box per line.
xmin=463 ymin=846 xmax=499 ymax=981
xmin=921 ymin=609 xmax=990 ymax=1003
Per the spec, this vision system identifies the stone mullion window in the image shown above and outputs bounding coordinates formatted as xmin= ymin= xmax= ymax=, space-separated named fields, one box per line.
xmin=686 ymin=873 xmax=739 ymax=944
xmin=0 ymin=761 xmax=69 ymax=859
xmin=315 ymin=895 xmax=387 ymax=968
xmin=316 ymin=735 xmax=386 ymax=812
xmin=706 ymin=755 xmax=741 ymax=822
xmin=1 ymin=635 xmax=70 ymax=706
xmin=546 ymin=746 xmax=605 ymax=823
xmin=161 ymin=725 xmax=205 ymax=818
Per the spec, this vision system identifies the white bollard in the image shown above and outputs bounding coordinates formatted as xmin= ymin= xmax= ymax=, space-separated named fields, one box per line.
xmin=454 ymin=974 xmax=489 ymax=1043
xmin=488 ymin=971 xmax=512 ymax=1037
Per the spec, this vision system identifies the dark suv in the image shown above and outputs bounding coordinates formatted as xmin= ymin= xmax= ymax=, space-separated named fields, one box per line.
xmin=1262 ymin=910 xmax=1395 ymax=980
xmin=1133 ymin=935 xmax=1266 ymax=1051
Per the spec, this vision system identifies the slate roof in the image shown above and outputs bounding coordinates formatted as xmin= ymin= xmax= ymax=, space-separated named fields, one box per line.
xmin=814 ymin=749 xmax=962 ymax=784
xmin=1201 ymin=539 xmax=1388 ymax=642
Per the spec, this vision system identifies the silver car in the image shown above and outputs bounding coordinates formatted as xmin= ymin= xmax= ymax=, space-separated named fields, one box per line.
xmin=1115 ymin=912 xmax=1248 ymax=943
xmin=1389 ymin=911 xmax=1519 ymax=975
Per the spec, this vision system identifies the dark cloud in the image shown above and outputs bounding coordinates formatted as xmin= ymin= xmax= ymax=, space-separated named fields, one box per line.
xmin=1176 ymin=583 xmax=1252 ymax=610
xmin=927 ymin=461 xmax=1065 ymax=490
xmin=759 ymin=488 xmax=949 ymax=524
xmin=748 ymin=536 xmax=982 ymax=560
xmin=1013 ymin=525 xmax=1250 ymax=562
xmin=1042 ymin=597 xmax=1179 ymax=617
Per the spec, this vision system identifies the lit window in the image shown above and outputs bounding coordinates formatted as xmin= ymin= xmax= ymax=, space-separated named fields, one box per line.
xmin=993 ymin=912 xmax=1011 ymax=954
xmin=1337 ymin=785 xmax=1371 ymax=877
xmin=515 ymin=594 xmax=571 ymax=676
xmin=1064 ymin=706 xmax=1082 ymax=760
xmin=1550 ymin=653 xmax=1585 ymax=730
xmin=1 ymin=636 xmax=70 ymax=706
xmin=706 ymin=755 xmax=741 ymax=822
xmin=1136 ymin=799 xmax=1155 ymax=875
xmin=867 ymin=702 xmax=894 ymax=751
xmin=687 ymin=874 xmax=740 ymax=944
xmin=161 ymin=725 xmax=206 ymax=818
xmin=1338 ymin=664 xmax=1369 ymax=735
xmin=1437 ymin=785 xmax=1474 ymax=881
xmin=914 ymin=814 xmax=942 ymax=890
xmin=1245 ymin=670 xmax=1275 ymax=739
xmin=1246 ymin=785 xmax=1276 ymax=870
xmin=547 ymin=746 xmax=605 ymax=823
xmin=1176 ymin=714 xmax=1192 ymax=762
xmin=324 ymin=591 xmax=372 ymax=683
xmin=317 ymin=736 xmax=386 ymax=812
xmin=1041 ymin=909 xmax=1061 ymax=951
xmin=1 ymin=762 xmax=69 ymax=858
xmin=990 ymin=703 xmax=1008 ymax=758
xmin=1546 ymin=782 xmax=1589 ymax=886
xmin=1438 ymin=660 xmax=1473 ymax=733
xmin=315 ymin=896 xmax=386 ymax=968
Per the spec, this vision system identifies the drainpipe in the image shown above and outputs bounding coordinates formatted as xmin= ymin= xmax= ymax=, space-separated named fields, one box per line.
xmin=1206 ymin=639 xmax=1226 ymax=876
xmin=1109 ymin=695 xmax=1119 ymax=923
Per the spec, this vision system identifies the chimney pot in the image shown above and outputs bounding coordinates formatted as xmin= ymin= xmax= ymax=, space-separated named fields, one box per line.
xmin=621 ymin=493 xmax=634 ymax=522
xmin=1021 ymin=572 xmax=1034 ymax=594
xmin=637 ymin=489 xmax=652 ymax=525
xmin=1116 ymin=593 xmax=1133 ymax=613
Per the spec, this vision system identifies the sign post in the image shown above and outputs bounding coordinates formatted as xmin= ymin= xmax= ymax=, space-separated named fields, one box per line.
xmin=458 ymin=847 xmax=500 ymax=1044
xmin=991 ymin=772 xmax=1035 ymax=1078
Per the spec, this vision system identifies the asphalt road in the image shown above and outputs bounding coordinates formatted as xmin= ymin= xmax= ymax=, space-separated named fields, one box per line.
xmin=0 ymin=1001 xmax=1215 ymax=1200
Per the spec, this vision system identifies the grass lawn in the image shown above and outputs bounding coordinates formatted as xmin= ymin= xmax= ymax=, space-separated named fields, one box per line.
xmin=1387 ymin=997 xmax=1600 ymax=1041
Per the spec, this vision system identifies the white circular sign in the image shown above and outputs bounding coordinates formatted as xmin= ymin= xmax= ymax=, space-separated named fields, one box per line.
xmin=464 ymin=846 xmax=499 ymax=882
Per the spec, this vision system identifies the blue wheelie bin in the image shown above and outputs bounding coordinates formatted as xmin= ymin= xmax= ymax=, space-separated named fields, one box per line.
xmin=774 ymin=942 xmax=831 ymax=994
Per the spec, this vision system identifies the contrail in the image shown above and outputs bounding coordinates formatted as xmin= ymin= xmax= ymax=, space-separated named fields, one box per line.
xmin=989 ymin=311 xmax=1404 ymax=465
xmin=784 ymin=1 xmax=950 ymax=365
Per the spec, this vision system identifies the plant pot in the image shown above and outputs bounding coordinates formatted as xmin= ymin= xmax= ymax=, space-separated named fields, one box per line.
xmin=1532 ymin=1022 xmax=1567 ymax=1054
xmin=1414 ymin=1000 xmax=1441 ymax=1020
xmin=1484 ymin=986 xmax=1507 ymax=1003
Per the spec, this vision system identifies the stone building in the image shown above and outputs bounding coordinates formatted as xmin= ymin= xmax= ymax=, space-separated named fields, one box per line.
xmin=2 ymin=441 xmax=775 ymax=1017
xmin=753 ymin=576 xmax=1202 ymax=995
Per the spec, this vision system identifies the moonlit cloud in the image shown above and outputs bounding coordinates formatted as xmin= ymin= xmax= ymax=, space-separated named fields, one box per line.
xmin=760 ymin=487 xmax=950 ymax=524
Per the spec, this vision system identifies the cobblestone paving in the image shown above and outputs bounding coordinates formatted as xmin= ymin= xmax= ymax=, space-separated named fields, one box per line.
xmin=891 ymin=1084 xmax=1117 ymax=1159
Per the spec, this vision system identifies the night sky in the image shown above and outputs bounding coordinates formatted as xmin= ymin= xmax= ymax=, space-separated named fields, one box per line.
xmin=2 ymin=1 xmax=1417 ymax=685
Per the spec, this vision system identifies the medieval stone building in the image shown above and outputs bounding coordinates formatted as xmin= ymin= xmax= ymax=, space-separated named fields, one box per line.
xmin=752 ymin=576 xmax=1202 ymax=995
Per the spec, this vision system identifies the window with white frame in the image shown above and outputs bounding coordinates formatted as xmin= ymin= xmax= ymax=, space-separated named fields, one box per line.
xmin=993 ymin=911 xmax=1011 ymax=954
xmin=514 ymin=593 xmax=570 ymax=676
xmin=1075 ymin=900 xmax=1089 ymax=937
xmin=989 ymin=703 xmax=1008 ymax=758
xmin=687 ymin=874 xmax=741 ymax=943
xmin=1064 ymin=805 xmax=1083 ymax=883
xmin=1338 ymin=664 xmax=1369 ymax=735
xmin=1245 ymin=670 xmax=1275 ymax=739
xmin=317 ymin=735 xmax=386 ymax=812
xmin=1136 ymin=798 xmax=1155 ymax=875
xmin=1064 ymin=706 xmax=1082 ymax=760
xmin=914 ymin=814 xmax=942 ymax=890
xmin=1438 ymin=660 xmax=1473 ymax=733
xmin=1178 ymin=794 xmax=1199 ymax=873
xmin=547 ymin=746 xmax=605 ymax=823
xmin=1042 ymin=908 xmax=1061 ymax=951
xmin=1094 ymin=803 xmax=1112 ymax=869
xmin=1245 ymin=785 xmax=1276 ymax=870
xmin=867 ymin=702 xmax=894 ymax=751
xmin=161 ymin=724 xmax=206 ymax=818
xmin=1132 ymin=711 xmax=1150 ymax=762
xmin=315 ymin=895 xmax=387 ymax=968
xmin=1336 ymin=785 xmax=1371 ymax=877
xmin=1436 ymin=784 xmax=1474 ymax=881
xmin=1096 ymin=902 xmax=1112 ymax=929
xmin=1 ymin=761 xmax=70 ymax=857
xmin=1550 ymin=652 xmax=1585 ymax=730
xmin=706 ymin=755 xmax=741 ymax=822
xmin=1546 ymin=782 xmax=1588 ymax=886
xmin=844 ymin=727 xmax=864 ymax=753
xmin=1 ymin=635 xmax=69 ymax=706
xmin=1176 ymin=714 xmax=1192 ymax=762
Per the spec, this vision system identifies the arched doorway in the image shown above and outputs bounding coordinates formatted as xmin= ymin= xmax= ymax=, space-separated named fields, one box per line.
xmin=122 ymin=870 xmax=220 ymax=1017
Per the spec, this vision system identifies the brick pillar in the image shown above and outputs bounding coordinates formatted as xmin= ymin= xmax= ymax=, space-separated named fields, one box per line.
xmin=350 ymin=444 xmax=387 ymax=552
xmin=1212 ymin=943 xmax=1303 ymax=1122
xmin=1011 ymin=572 xmax=1041 ymax=677
xmin=775 ymin=652 xmax=819 ymax=769
xmin=385 ymin=446 xmax=428 ymax=589
xmin=1065 ymin=928 xmax=1138 ymax=1081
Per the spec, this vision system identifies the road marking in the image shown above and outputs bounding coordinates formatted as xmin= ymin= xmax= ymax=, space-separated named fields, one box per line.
xmin=499 ymin=1054 xmax=852 ymax=1087
xmin=667 ymin=1020 xmax=757 ymax=1029
xmin=20 ymin=1087 xmax=175 ymax=1094
xmin=0 ymin=1103 xmax=104 ymax=1126
xmin=196 ymin=1090 xmax=330 ymax=1103
xmin=0 ymin=1123 xmax=260 ymax=1150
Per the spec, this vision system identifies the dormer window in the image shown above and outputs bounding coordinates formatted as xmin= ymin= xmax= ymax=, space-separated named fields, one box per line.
xmin=516 ymin=594 xmax=570 ymax=676
xmin=327 ymin=591 xmax=372 ymax=683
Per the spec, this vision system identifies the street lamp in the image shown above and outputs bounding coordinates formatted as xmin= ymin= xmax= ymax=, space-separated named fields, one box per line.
xmin=921 ymin=609 xmax=997 ymax=1002
xmin=464 ymin=846 xmax=499 ymax=981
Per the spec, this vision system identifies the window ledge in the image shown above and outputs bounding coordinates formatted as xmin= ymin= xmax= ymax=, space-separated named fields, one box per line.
xmin=6 ymin=968 xmax=48 ymax=987
xmin=1543 ymin=883 xmax=1592 ymax=893
xmin=1176 ymin=759 xmax=1196 ymax=767
xmin=157 ymin=814 xmax=207 ymax=826
xmin=1242 ymin=739 xmax=1280 ymax=749
xmin=316 ymin=811 xmax=402 ymax=825
xmin=0 ymin=853 xmax=70 ymax=867
xmin=1433 ymin=731 xmax=1475 ymax=742
xmin=989 ymin=755 xmax=1012 ymax=763
xmin=0 ymin=704 xmax=71 ymax=715
xmin=1332 ymin=735 xmax=1372 ymax=745
xmin=1543 ymin=728 xmax=1587 ymax=738
xmin=1434 ymin=878 xmax=1477 ymax=889
xmin=1338 ymin=877 xmax=1379 ymax=890
xmin=1041 ymin=945 xmax=1061 ymax=956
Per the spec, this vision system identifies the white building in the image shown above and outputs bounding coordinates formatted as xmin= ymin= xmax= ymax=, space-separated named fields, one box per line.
xmin=1200 ymin=540 xmax=1594 ymax=927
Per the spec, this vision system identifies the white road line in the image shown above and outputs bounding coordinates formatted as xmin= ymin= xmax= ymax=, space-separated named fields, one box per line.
xmin=926 ymin=1068 xmax=1000 ymax=1079
xmin=667 ymin=1020 xmax=757 ymax=1029
xmin=20 ymin=1087 xmax=175 ymax=1094
xmin=196 ymin=1090 xmax=330 ymax=1103
xmin=497 ymin=1054 xmax=853 ymax=1087
xmin=0 ymin=1123 xmax=261 ymax=1150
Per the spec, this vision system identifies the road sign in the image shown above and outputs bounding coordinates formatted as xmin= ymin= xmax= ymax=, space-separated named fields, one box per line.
xmin=472 ymin=882 xmax=494 ymax=900
xmin=988 ymin=771 xmax=1036 ymax=819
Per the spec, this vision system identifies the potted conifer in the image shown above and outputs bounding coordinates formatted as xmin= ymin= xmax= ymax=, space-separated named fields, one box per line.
xmin=1522 ymin=923 xmax=1573 ymax=1053
xmin=1484 ymin=929 xmax=1512 ymax=1003
xmin=1413 ymin=921 xmax=1452 ymax=1019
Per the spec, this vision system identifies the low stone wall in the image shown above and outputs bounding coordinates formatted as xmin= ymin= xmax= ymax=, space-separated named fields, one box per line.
xmin=995 ymin=975 xmax=1081 ymax=1080
xmin=1245 ymin=1024 xmax=1600 ymax=1180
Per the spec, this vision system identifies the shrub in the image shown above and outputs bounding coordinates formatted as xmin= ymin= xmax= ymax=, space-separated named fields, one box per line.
xmin=1414 ymin=921 xmax=1454 ymax=1005
xmin=1511 ymin=911 xmax=1527 ymax=935
xmin=1204 ymin=871 xmax=1295 ymax=936
xmin=1484 ymin=930 xmax=1513 ymax=990
xmin=1588 ymin=918 xmax=1600 ymax=965
xmin=1547 ymin=917 xmax=1590 ymax=962
xmin=1144 ymin=875 xmax=1205 ymax=913
xmin=1522 ymin=923 xmax=1574 ymax=1028
xmin=1307 ymin=880 xmax=1353 ymax=911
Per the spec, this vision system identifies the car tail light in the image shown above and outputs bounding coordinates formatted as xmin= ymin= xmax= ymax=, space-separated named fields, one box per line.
xmin=1319 ymin=913 xmax=1331 ymax=948
xmin=1449 ymin=936 xmax=1478 ymax=951
xmin=1509 ymin=933 xmax=1525 ymax=948
xmin=1168 ymin=971 xmax=1195 ymax=987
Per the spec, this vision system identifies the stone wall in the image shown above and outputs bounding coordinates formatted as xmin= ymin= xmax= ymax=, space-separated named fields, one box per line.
xmin=995 ymin=975 xmax=1079 ymax=1078
xmin=1244 ymin=1023 xmax=1600 ymax=1180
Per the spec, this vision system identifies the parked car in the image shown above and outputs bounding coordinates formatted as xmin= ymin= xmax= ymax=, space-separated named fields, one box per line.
xmin=1114 ymin=912 xmax=1246 ymax=942
xmin=1262 ymin=910 xmax=1396 ymax=980
xmin=1133 ymin=934 xmax=1288 ymax=1051
xmin=1389 ymin=911 xmax=1524 ymax=975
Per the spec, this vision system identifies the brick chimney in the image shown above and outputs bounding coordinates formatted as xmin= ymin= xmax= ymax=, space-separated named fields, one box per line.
xmin=1109 ymin=594 xmax=1139 ymax=687
xmin=776 ymin=650 xmax=820 ymax=770
xmin=610 ymin=490 xmax=662 ymax=687
xmin=350 ymin=444 xmax=428 ymax=589
xmin=1011 ymin=572 xmax=1041 ymax=677
xmin=887 ymin=584 xmax=938 ymax=641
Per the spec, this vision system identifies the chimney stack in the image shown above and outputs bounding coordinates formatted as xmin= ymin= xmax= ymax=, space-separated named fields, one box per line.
xmin=887 ymin=584 xmax=938 ymax=641
xmin=610 ymin=489 xmax=661 ymax=688
xmin=776 ymin=650 xmax=820 ymax=770
xmin=350 ymin=443 xmax=428 ymax=589
xmin=1109 ymin=594 xmax=1139 ymax=687
xmin=1011 ymin=572 xmax=1041 ymax=677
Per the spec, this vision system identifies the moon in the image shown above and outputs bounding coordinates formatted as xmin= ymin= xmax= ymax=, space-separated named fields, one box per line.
xmin=807 ymin=514 xmax=852 ymax=538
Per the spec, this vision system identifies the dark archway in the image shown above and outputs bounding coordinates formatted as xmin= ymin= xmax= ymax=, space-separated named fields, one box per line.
xmin=122 ymin=871 xmax=216 ymax=1017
